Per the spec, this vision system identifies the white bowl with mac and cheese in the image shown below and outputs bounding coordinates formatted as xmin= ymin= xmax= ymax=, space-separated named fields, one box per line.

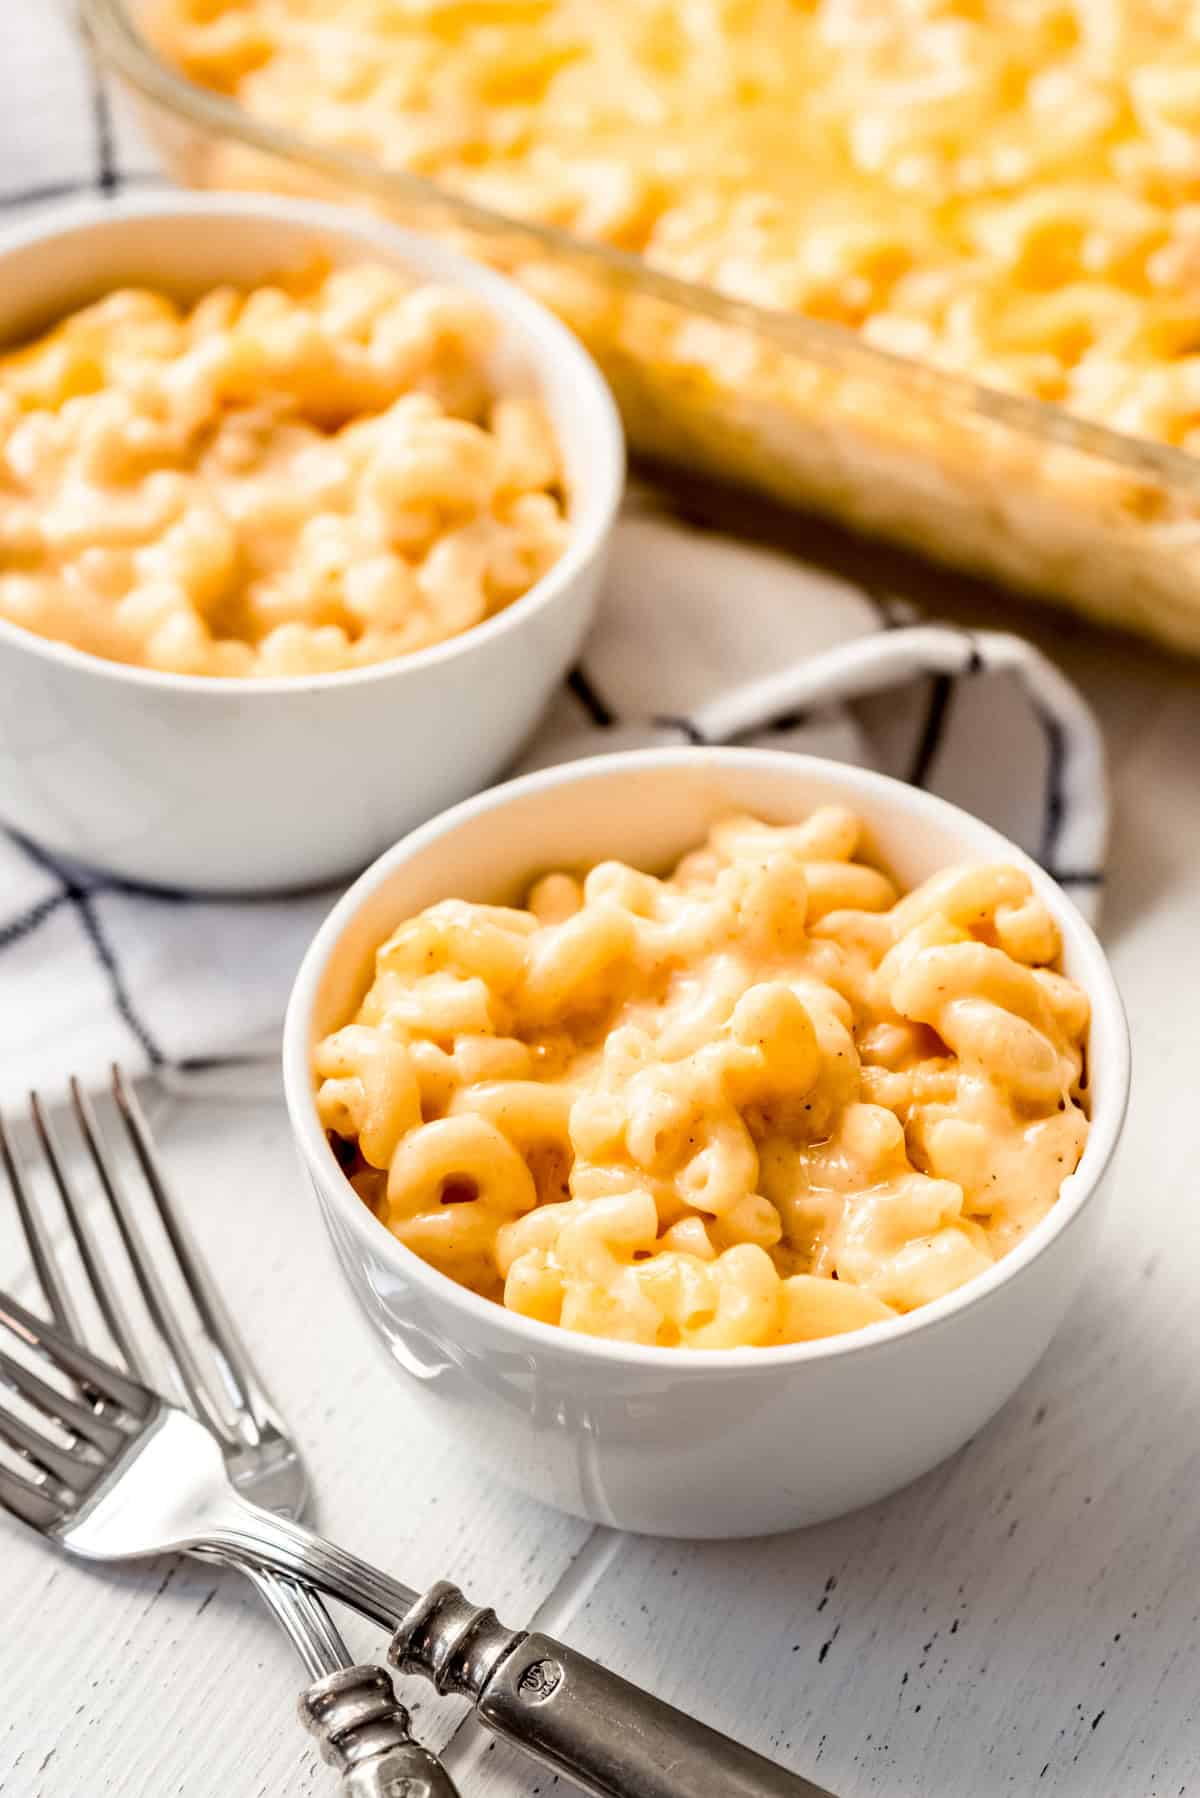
xmin=284 ymin=749 xmax=1129 ymax=1538
xmin=0 ymin=194 xmax=622 ymax=890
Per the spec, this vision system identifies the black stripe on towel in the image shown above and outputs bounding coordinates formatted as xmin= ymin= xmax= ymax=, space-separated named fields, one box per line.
xmin=90 ymin=68 xmax=118 ymax=192
xmin=0 ymin=890 xmax=73 ymax=952
xmin=759 ymin=707 xmax=811 ymax=734
xmin=1 ymin=178 xmax=104 ymax=212
xmin=73 ymin=893 xmax=165 ymax=1067
xmin=0 ymin=172 xmax=168 ymax=213
xmin=654 ymin=714 xmax=709 ymax=745
xmin=906 ymin=638 xmax=985 ymax=789
xmin=907 ymin=673 xmax=956 ymax=788
xmin=1044 ymin=869 xmax=1104 ymax=890
xmin=1035 ymin=707 xmax=1068 ymax=870
xmin=567 ymin=665 xmax=616 ymax=728
xmin=11 ymin=836 xmax=166 ymax=1068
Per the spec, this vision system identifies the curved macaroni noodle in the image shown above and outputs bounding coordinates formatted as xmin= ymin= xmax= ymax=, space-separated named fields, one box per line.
xmin=315 ymin=810 xmax=1091 ymax=1348
xmin=0 ymin=264 xmax=568 ymax=676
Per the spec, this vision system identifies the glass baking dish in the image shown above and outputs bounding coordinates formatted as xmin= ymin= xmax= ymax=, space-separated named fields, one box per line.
xmin=84 ymin=0 xmax=1200 ymax=656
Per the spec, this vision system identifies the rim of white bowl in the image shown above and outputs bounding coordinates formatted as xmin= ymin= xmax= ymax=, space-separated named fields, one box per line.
xmin=283 ymin=746 xmax=1132 ymax=1372
xmin=0 ymin=191 xmax=625 ymax=695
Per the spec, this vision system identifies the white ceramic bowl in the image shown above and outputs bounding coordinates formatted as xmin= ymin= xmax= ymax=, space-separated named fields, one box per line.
xmin=0 ymin=194 xmax=623 ymax=892
xmin=284 ymin=748 xmax=1130 ymax=1538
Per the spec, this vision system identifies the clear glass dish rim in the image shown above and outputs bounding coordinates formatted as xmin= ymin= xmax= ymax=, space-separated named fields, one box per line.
xmin=83 ymin=0 xmax=1200 ymax=502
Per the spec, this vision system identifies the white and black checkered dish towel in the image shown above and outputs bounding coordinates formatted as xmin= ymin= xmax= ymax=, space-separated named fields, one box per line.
xmin=0 ymin=13 xmax=1108 ymax=1104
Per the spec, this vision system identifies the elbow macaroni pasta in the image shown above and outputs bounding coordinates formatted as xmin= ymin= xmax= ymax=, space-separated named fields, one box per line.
xmin=315 ymin=811 xmax=1091 ymax=1349
xmin=0 ymin=263 xmax=568 ymax=676
xmin=158 ymin=0 xmax=1200 ymax=453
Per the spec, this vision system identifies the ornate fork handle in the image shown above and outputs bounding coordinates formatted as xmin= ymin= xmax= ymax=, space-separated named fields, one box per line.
xmin=394 ymin=1582 xmax=830 ymax=1798
xmin=213 ymin=1516 xmax=830 ymax=1798
xmin=299 ymin=1663 xmax=461 ymax=1798
xmin=252 ymin=1576 xmax=465 ymax=1794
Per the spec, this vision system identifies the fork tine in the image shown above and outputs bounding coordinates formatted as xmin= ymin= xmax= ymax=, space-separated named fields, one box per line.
xmin=28 ymin=1093 xmax=148 ymax=1380
xmin=0 ymin=1109 xmax=86 ymax=1343
xmin=0 ymin=1347 xmax=127 ymax=1456
xmin=0 ymin=1289 xmax=151 ymax=1418
xmin=104 ymin=1071 xmax=363 ymax=1678
xmin=111 ymin=1066 xmax=279 ymax=1432
xmin=0 ymin=1392 xmax=100 ymax=1492
xmin=0 ymin=1458 xmax=63 ymax=1530
xmin=65 ymin=1080 xmax=232 ymax=1444
xmin=3 ymin=1083 xmax=366 ymax=1700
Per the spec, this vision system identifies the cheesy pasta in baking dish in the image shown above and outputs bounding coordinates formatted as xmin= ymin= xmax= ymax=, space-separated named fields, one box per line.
xmin=315 ymin=810 xmax=1091 ymax=1348
xmin=159 ymin=0 xmax=1200 ymax=449
xmin=0 ymin=263 xmax=568 ymax=677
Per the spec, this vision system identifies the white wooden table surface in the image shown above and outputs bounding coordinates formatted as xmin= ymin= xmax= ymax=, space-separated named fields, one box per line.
xmin=1 ymin=587 xmax=1198 ymax=1797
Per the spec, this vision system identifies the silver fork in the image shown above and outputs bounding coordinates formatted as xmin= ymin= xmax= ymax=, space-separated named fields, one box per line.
xmin=0 ymin=1227 xmax=831 ymax=1795
xmin=0 ymin=1069 xmax=459 ymax=1797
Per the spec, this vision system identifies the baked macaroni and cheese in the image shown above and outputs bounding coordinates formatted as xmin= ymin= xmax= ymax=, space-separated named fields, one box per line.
xmin=0 ymin=264 xmax=568 ymax=676
xmin=150 ymin=0 xmax=1200 ymax=654
xmin=159 ymin=0 xmax=1200 ymax=448
xmin=315 ymin=810 xmax=1091 ymax=1348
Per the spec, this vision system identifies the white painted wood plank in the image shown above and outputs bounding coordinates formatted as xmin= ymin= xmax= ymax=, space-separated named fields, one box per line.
xmin=0 ymin=1091 xmax=590 ymax=1796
